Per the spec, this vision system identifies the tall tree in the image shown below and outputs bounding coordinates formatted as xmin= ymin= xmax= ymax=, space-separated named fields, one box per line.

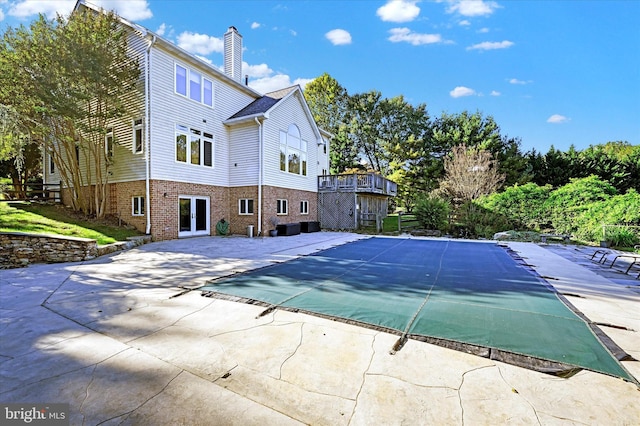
xmin=303 ymin=73 xmax=357 ymax=173
xmin=438 ymin=144 xmax=505 ymax=204
xmin=347 ymin=91 xmax=386 ymax=173
xmin=0 ymin=9 xmax=140 ymax=217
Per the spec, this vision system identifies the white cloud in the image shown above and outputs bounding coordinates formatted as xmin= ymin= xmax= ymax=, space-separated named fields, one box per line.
xmin=478 ymin=27 xmax=490 ymax=33
xmin=156 ymin=23 xmax=166 ymax=36
xmin=450 ymin=86 xmax=476 ymax=98
xmin=388 ymin=27 xmax=443 ymax=45
xmin=249 ymin=74 xmax=292 ymax=94
xmin=243 ymin=62 xmax=311 ymax=94
xmin=447 ymin=0 xmax=499 ymax=17
xmin=377 ymin=0 xmax=420 ymax=23
xmin=490 ymin=90 xmax=501 ymax=96
xmin=251 ymin=22 xmax=261 ymax=29
xmin=0 ymin=8 xmax=4 ymax=21
xmin=290 ymin=29 xmax=297 ymax=36
xmin=8 ymin=0 xmax=74 ymax=19
xmin=467 ymin=40 xmax=514 ymax=50
xmin=325 ymin=29 xmax=352 ymax=45
xmin=547 ymin=114 xmax=570 ymax=124
xmin=8 ymin=0 xmax=152 ymax=20
xmin=95 ymin=0 xmax=152 ymax=20
xmin=243 ymin=62 xmax=273 ymax=78
xmin=509 ymin=78 xmax=532 ymax=85
xmin=459 ymin=20 xmax=471 ymax=26
xmin=177 ymin=31 xmax=223 ymax=55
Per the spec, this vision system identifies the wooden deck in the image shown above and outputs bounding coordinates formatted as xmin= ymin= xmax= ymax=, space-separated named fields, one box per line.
xmin=318 ymin=173 xmax=397 ymax=196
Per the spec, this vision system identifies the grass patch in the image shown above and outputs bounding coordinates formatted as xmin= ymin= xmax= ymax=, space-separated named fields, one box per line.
xmin=0 ymin=202 xmax=144 ymax=245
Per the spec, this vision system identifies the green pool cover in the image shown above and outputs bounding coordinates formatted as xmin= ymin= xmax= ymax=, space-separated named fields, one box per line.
xmin=200 ymin=237 xmax=634 ymax=381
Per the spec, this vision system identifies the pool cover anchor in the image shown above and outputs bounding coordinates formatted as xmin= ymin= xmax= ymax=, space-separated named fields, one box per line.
xmin=390 ymin=336 xmax=408 ymax=355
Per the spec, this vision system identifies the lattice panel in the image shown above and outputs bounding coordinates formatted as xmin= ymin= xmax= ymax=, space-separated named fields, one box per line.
xmin=318 ymin=192 xmax=356 ymax=230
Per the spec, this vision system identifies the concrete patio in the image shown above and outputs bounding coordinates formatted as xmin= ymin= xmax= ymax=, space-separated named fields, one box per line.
xmin=1 ymin=233 xmax=638 ymax=425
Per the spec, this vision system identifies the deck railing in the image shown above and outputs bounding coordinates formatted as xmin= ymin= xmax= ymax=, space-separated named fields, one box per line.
xmin=318 ymin=173 xmax=397 ymax=196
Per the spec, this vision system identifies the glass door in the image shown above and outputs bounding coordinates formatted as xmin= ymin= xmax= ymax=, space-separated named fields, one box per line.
xmin=178 ymin=196 xmax=210 ymax=237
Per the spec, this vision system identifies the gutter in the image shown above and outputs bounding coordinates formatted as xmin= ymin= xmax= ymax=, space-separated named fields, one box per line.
xmin=255 ymin=117 xmax=263 ymax=236
xmin=145 ymin=35 xmax=156 ymax=235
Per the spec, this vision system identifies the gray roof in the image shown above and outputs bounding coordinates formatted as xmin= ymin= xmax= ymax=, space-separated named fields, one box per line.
xmin=228 ymin=86 xmax=297 ymax=120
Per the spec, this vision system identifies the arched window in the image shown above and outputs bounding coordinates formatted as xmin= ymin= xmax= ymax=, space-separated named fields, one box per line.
xmin=279 ymin=124 xmax=307 ymax=176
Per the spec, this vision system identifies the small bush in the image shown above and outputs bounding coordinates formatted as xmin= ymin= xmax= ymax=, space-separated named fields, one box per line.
xmin=414 ymin=195 xmax=450 ymax=231
xmin=603 ymin=226 xmax=640 ymax=248
xmin=454 ymin=201 xmax=513 ymax=239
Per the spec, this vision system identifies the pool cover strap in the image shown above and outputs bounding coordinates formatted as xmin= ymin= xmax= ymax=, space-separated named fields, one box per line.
xmin=201 ymin=238 xmax=635 ymax=383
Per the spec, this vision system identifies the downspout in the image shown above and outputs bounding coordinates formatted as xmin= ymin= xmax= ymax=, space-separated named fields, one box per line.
xmin=145 ymin=35 xmax=156 ymax=235
xmin=254 ymin=117 xmax=263 ymax=236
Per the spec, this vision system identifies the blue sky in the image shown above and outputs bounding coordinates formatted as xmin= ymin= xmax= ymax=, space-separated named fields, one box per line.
xmin=2 ymin=0 xmax=639 ymax=153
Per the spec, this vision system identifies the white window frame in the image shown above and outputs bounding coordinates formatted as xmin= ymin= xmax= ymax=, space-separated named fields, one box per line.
xmin=175 ymin=62 xmax=214 ymax=108
xmin=277 ymin=199 xmax=288 ymax=215
xmin=279 ymin=124 xmax=307 ymax=176
xmin=300 ymin=200 xmax=309 ymax=215
xmin=132 ymin=196 xmax=145 ymax=216
xmin=105 ymin=127 xmax=114 ymax=158
xmin=133 ymin=118 xmax=143 ymax=154
xmin=49 ymin=152 xmax=55 ymax=174
xmin=239 ymin=199 xmax=254 ymax=215
xmin=175 ymin=124 xmax=214 ymax=167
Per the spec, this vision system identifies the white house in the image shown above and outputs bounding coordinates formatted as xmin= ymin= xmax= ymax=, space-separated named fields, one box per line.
xmin=45 ymin=0 xmax=330 ymax=240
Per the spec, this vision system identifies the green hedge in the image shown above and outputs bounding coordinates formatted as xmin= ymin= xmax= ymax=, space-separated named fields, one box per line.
xmin=477 ymin=176 xmax=640 ymax=246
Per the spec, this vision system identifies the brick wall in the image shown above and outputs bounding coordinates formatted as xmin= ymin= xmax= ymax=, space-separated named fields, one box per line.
xmin=262 ymin=186 xmax=318 ymax=235
xmin=149 ymin=180 xmax=229 ymax=241
xmin=61 ymin=181 xmax=318 ymax=241
xmin=228 ymin=186 xmax=259 ymax=235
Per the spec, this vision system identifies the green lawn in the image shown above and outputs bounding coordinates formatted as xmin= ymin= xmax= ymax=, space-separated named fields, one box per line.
xmin=0 ymin=202 xmax=144 ymax=245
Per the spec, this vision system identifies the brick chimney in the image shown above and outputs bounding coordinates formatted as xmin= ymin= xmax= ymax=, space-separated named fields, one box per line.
xmin=224 ymin=26 xmax=242 ymax=83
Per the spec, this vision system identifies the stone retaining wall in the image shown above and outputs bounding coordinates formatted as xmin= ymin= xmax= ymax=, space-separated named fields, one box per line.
xmin=0 ymin=232 xmax=151 ymax=268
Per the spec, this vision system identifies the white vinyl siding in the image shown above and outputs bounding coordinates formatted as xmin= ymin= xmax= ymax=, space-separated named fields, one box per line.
xmin=103 ymin=30 xmax=147 ymax=183
xmin=261 ymin=92 xmax=320 ymax=192
xmin=229 ymin=122 xmax=259 ymax=186
xmin=149 ymin=46 xmax=256 ymax=186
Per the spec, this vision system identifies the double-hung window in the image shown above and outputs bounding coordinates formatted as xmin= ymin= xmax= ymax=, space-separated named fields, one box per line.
xmin=300 ymin=200 xmax=309 ymax=215
xmin=239 ymin=199 xmax=254 ymax=215
xmin=176 ymin=124 xmax=214 ymax=167
xmin=279 ymin=124 xmax=307 ymax=176
xmin=175 ymin=63 xmax=213 ymax=107
xmin=132 ymin=196 xmax=145 ymax=216
xmin=277 ymin=199 xmax=288 ymax=215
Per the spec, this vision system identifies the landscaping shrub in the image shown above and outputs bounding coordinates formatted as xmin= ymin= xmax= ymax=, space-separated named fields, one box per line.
xmin=572 ymin=189 xmax=640 ymax=244
xmin=543 ymin=175 xmax=617 ymax=234
xmin=603 ymin=226 xmax=640 ymax=248
xmin=413 ymin=195 xmax=450 ymax=231
xmin=453 ymin=201 xmax=512 ymax=239
xmin=477 ymin=182 xmax=552 ymax=230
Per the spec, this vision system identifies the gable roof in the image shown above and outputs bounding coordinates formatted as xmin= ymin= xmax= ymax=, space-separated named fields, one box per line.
xmin=227 ymin=86 xmax=297 ymax=121
xmin=224 ymin=85 xmax=323 ymax=142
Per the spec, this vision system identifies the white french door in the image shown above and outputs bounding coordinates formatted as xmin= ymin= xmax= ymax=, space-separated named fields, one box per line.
xmin=178 ymin=196 xmax=210 ymax=237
